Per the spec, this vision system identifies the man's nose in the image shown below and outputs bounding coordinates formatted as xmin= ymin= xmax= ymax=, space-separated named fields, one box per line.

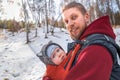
xmin=68 ymin=20 xmax=74 ymax=27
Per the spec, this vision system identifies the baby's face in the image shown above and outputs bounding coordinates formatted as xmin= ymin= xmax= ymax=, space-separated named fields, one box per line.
xmin=50 ymin=47 xmax=66 ymax=65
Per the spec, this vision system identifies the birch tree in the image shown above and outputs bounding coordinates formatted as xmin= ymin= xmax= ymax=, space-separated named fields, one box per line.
xmin=22 ymin=0 xmax=30 ymax=43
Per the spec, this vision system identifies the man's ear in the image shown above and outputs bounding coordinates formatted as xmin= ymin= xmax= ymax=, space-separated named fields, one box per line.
xmin=85 ymin=12 xmax=90 ymax=24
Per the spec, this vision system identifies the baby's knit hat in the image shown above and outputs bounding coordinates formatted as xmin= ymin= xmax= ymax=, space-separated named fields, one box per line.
xmin=46 ymin=44 xmax=59 ymax=57
xmin=37 ymin=41 xmax=63 ymax=65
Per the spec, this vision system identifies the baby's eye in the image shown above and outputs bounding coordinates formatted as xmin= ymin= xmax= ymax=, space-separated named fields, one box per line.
xmin=52 ymin=54 xmax=55 ymax=58
xmin=56 ymin=49 xmax=60 ymax=52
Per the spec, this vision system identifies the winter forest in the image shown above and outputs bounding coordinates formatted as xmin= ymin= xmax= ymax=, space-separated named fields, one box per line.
xmin=0 ymin=0 xmax=120 ymax=42
xmin=0 ymin=0 xmax=120 ymax=80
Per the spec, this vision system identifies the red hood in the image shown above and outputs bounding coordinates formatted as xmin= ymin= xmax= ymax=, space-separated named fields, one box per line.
xmin=80 ymin=16 xmax=116 ymax=40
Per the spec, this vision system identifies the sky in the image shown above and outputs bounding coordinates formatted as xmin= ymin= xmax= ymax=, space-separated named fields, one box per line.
xmin=1 ymin=0 xmax=22 ymax=21
xmin=0 ymin=0 xmax=60 ymax=21
xmin=0 ymin=27 xmax=120 ymax=80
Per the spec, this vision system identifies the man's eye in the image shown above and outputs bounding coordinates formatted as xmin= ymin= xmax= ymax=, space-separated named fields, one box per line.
xmin=65 ymin=20 xmax=68 ymax=24
xmin=72 ymin=16 xmax=77 ymax=20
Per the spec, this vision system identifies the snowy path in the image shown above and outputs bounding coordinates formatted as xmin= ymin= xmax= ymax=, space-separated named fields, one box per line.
xmin=0 ymin=33 xmax=46 ymax=80
xmin=0 ymin=28 xmax=72 ymax=80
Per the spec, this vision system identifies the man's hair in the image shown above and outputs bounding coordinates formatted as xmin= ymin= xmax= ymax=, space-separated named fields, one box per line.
xmin=62 ymin=1 xmax=87 ymax=15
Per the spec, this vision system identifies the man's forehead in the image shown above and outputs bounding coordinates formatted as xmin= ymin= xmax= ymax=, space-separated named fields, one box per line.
xmin=62 ymin=8 xmax=81 ymax=19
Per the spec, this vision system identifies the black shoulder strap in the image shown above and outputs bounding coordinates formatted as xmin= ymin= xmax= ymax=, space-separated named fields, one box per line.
xmin=70 ymin=34 xmax=120 ymax=67
xmin=73 ymin=34 xmax=120 ymax=65
xmin=84 ymin=34 xmax=120 ymax=58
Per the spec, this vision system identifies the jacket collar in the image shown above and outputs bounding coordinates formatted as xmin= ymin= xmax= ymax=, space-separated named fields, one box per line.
xmin=80 ymin=15 xmax=116 ymax=40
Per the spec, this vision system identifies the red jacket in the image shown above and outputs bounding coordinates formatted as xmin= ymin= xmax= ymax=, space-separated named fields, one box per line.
xmin=64 ymin=16 xmax=115 ymax=80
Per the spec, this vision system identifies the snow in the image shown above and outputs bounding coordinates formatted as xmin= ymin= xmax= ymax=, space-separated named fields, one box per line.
xmin=0 ymin=27 xmax=120 ymax=80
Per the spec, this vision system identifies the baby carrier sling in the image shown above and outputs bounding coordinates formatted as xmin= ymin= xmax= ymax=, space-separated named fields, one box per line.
xmin=69 ymin=34 xmax=120 ymax=80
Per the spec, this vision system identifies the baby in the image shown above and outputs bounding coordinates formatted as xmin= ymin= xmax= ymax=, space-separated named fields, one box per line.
xmin=37 ymin=41 xmax=76 ymax=80
xmin=37 ymin=41 xmax=67 ymax=65
xmin=37 ymin=41 xmax=68 ymax=80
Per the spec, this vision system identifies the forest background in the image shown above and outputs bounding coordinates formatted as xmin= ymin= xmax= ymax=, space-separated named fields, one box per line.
xmin=0 ymin=0 xmax=120 ymax=43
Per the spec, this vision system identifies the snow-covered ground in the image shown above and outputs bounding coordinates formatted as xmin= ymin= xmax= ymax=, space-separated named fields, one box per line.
xmin=0 ymin=27 xmax=72 ymax=80
xmin=0 ymin=27 xmax=120 ymax=80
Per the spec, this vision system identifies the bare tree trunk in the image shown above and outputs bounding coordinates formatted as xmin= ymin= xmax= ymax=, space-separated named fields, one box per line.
xmin=45 ymin=0 xmax=48 ymax=38
xmin=22 ymin=0 xmax=30 ymax=43
xmin=116 ymin=0 xmax=120 ymax=11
